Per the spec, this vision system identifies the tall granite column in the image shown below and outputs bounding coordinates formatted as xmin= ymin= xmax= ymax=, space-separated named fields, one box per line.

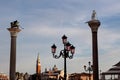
xmin=7 ymin=20 xmax=21 ymax=80
xmin=87 ymin=10 xmax=101 ymax=80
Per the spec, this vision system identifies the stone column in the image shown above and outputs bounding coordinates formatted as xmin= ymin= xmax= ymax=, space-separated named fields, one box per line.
xmin=7 ymin=20 xmax=21 ymax=80
xmin=118 ymin=74 xmax=120 ymax=80
xmin=87 ymin=10 xmax=101 ymax=80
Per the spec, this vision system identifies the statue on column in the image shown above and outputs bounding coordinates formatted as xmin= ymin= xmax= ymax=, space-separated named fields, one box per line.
xmin=91 ymin=10 xmax=96 ymax=20
xmin=10 ymin=20 xmax=19 ymax=28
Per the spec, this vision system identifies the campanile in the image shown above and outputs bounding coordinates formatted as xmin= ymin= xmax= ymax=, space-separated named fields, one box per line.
xmin=36 ymin=53 xmax=41 ymax=74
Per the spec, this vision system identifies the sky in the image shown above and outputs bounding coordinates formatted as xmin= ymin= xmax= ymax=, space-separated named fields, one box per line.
xmin=0 ymin=0 xmax=120 ymax=75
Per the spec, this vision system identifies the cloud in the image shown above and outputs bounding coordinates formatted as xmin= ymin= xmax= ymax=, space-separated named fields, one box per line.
xmin=0 ymin=0 xmax=120 ymax=75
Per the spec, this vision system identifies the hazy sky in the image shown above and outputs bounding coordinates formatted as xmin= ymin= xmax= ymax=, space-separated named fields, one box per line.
xmin=0 ymin=0 xmax=120 ymax=75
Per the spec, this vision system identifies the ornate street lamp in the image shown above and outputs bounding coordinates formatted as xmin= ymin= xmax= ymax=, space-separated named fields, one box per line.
xmin=51 ymin=35 xmax=75 ymax=80
xmin=84 ymin=61 xmax=93 ymax=80
xmin=86 ymin=10 xmax=101 ymax=80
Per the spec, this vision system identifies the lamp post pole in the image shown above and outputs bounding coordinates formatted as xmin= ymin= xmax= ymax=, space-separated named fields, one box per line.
xmin=86 ymin=10 xmax=101 ymax=80
xmin=84 ymin=61 xmax=93 ymax=80
xmin=51 ymin=35 xmax=75 ymax=80
xmin=7 ymin=20 xmax=21 ymax=80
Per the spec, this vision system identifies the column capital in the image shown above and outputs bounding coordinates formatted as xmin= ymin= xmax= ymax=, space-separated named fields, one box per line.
xmin=87 ymin=20 xmax=101 ymax=32
xmin=7 ymin=28 xmax=21 ymax=36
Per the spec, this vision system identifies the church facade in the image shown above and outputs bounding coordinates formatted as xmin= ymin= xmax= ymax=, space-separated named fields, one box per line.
xmin=30 ymin=54 xmax=64 ymax=80
xmin=41 ymin=65 xmax=64 ymax=80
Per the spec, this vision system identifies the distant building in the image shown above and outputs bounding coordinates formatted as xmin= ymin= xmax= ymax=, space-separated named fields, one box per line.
xmin=36 ymin=53 xmax=41 ymax=74
xmin=30 ymin=53 xmax=41 ymax=80
xmin=69 ymin=72 xmax=93 ymax=80
xmin=69 ymin=73 xmax=81 ymax=80
xmin=15 ymin=54 xmax=41 ymax=80
xmin=33 ymin=54 xmax=64 ymax=80
xmin=0 ymin=73 xmax=9 ymax=80
xmin=41 ymin=65 xmax=64 ymax=80
xmin=101 ymin=61 xmax=120 ymax=80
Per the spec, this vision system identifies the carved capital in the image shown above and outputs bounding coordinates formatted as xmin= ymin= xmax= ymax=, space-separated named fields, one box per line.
xmin=7 ymin=28 xmax=21 ymax=36
xmin=87 ymin=20 xmax=100 ymax=32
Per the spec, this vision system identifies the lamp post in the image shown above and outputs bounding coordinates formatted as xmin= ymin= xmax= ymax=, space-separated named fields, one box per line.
xmin=84 ymin=61 xmax=93 ymax=80
xmin=51 ymin=35 xmax=75 ymax=80
xmin=7 ymin=20 xmax=21 ymax=80
xmin=86 ymin=10 xmax=101 ymax=80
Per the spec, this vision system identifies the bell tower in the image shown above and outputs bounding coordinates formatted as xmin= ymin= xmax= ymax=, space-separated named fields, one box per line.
xmin=36 ymin=53 xmax=41 ymax=74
